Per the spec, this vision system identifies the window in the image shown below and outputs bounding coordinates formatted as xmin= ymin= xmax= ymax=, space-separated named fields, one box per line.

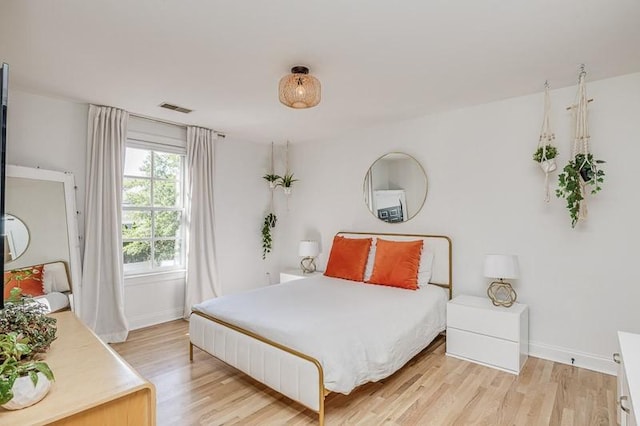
xmin=122 ymin=146 xmax=185 ymax=274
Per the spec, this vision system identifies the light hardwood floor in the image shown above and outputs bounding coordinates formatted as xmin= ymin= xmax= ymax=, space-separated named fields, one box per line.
xmin=112 ymin=320 xmax=616 ymax=426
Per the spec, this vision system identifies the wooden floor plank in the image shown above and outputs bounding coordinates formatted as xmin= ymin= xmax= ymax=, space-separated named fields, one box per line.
xmin=112 ymin=320 xmax=616 ymax=426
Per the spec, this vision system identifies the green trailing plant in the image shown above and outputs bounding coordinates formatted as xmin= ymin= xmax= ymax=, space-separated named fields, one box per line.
xmin=0 ymin=288 xmax=57 ymax=356
xmin=556 ymin=153 xmax=605 ymax=228
xmin=0 ymin=332 xmax=54 ymax=405
xmin=532 ymin=145 xmax=558 ymax=163
xmin=261 ymin=213 xmax=277 ymax=259
xmin=276 ymin=173 xmax=298 ymax=188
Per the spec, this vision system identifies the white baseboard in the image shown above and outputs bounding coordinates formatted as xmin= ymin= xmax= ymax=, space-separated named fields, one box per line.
xmin=127 ymin=307 xmax=184 ymax=330
xmin=529 ymin=340 xmax=617 ymax=376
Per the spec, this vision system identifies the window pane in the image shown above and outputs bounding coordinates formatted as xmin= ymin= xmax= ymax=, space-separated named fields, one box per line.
xmin=154 ymin=240 xmax=181 ymax=268
xmin=124 ymin=148 xmax=152 ymax=177
xmin=154 ymin=211 xmax=181 ymax=238
xmin=154 ymin=180 xmax=180 ymax=207
xmin=123 ymin=178 xmax=151 ymax=206
xmin=122 ymin=210 xmax=151 ymax=239
xmin=123 ymin=241 xmax=151 ymax=272
xmin=154 ymin=152 xmax=181 ymax=179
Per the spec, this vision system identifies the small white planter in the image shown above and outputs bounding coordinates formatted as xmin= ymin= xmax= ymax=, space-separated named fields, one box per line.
xmin=539 ymin=159 xmax=557 ymax=173
xmin=269 ymin=181 xmax=276 ymax=189
xmin=283 ymin=187 xmax=292 ymax=195
xmin=1 ymin=372 xmax=52 ymax=410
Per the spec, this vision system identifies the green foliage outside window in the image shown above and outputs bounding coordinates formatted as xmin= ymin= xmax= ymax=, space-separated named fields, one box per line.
xmin=123 ymin=150 xmax=183 ymax=269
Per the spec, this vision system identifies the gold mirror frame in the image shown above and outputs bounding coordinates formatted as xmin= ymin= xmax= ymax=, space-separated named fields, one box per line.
xmin=362 ymin=152 xmax=428 ymax=223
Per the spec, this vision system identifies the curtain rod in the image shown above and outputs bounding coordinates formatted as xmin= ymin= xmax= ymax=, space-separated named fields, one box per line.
xmin=129 ymin=112 xmax=226 ymax=138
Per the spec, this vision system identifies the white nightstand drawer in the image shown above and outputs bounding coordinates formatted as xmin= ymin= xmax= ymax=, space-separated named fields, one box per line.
xmin=448 ymin=297 xmax=524 ymax=342
xmin=447 ymin=328 xmax=520 ymax=373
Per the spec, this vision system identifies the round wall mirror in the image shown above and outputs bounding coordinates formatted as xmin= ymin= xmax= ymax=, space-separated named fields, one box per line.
xmin=363 ymin=152 xmax=428 ymax=223
xmin=4 ymin=214 xmax=30 ymax=263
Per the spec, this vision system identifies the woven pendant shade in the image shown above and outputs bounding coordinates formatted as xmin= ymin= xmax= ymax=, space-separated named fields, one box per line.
xmin=278 ymin=66 xmax=321 ymax=109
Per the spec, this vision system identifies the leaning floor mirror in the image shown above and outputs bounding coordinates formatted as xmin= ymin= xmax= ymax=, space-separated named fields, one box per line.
xmin=3 ymin=165 xmax=82 ymax=314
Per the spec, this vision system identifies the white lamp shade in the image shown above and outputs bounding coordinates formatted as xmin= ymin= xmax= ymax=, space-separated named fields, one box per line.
xmin=483 ymin=254 xmax=519 ymax=279
xmin=298 ymin=240 xmax=320 ymax=257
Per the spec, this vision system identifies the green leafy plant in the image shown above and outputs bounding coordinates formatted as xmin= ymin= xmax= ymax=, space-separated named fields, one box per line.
xmin=276 ymin=173 xmax=299 ymax=188
xmin=556 ymin=153 xmax=605 ymax=228
xmin=0 ymin=332 xmax=55 ymax=405
xmin=0 ymin=289 xmax=57 ymax=356
xmin=262 ymin=174 xmax=281 ymax=183
xmin=261 ymin=213 xmax=277 ymax=259
xmin=533 ymin=145 xmax=558 ymax=163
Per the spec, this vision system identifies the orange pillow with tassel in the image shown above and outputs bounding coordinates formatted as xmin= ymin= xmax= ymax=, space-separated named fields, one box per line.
xmin=324 ymin=236 xmax=372 ymax=282
xmin=367 ymin=239 xmax=423 ymax=290
xmin=4 ymin=265 xmax=45 ymax=299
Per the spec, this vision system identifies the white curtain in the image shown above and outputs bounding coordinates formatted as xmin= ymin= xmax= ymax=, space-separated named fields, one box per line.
xmin=81 ymin=105 xmax=129 ymax=342
xmin=184 ymin=126 xmax=220 ymax=318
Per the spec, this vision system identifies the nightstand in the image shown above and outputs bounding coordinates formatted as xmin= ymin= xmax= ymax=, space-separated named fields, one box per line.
xmin=279 ymin=268 xmax=323 ymax=283
xmin=446 ymin=294 xmax=528 ymax=374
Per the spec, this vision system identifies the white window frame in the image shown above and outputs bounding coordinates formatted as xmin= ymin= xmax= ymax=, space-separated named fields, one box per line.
xmin=122 ymin=140 xmax=187 ymax=276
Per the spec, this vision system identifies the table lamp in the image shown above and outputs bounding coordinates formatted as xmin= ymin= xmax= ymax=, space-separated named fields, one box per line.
xmin=299 ymin=240 xmax=320 ymax=273
xmin=484 ymin=254 xmax=519 ymax=307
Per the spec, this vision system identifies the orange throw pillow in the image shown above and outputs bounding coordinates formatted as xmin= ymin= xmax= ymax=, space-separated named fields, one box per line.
xmin=4 ymin=265 xmax=45 ymax=299
xmin=324 ymin=236 xmax=372 ymax=282
xmin=368 ymin=239 xmax=423 ymax=290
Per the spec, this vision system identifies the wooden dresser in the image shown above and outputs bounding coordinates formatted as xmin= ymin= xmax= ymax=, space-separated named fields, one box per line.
xmin=0 ymin=311 xmax=155 ymax=425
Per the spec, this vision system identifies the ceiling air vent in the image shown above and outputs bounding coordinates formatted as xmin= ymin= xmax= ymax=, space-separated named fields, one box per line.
xmin=159 ymin=102 xmax=193 ymax=114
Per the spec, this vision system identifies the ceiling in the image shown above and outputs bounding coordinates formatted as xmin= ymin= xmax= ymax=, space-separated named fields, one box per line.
xmin=1 ymin=1 xmax=639 ymax=144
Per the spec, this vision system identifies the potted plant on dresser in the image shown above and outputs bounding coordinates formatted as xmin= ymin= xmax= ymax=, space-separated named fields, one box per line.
xmin=0 ymin=332 xmax=54 ymax=409
xmin=0 ymin=288 xmax=57 ymax=409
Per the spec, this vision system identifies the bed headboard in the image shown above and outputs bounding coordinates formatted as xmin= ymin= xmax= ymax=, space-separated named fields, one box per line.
xmin=336 ymin=232 xmax=452 ymax=299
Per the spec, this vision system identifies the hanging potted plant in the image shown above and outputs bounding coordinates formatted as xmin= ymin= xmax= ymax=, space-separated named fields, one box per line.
xmin=261 ymin=213 xmax=277 ymax=259
xmin=556 ymin=153 xmax=605 ymax=228
xmin=532 ymin=144 xmax=558 ymax=173
xmin=277 ymin=173 xmax=298 ymax=195
xmin=556 ymin=66 xmax=605 ymax=228
xmin=263 ymin=174 xmax=281 ymax=190
xmin=0 ymin=332 xmax=55 ymax=410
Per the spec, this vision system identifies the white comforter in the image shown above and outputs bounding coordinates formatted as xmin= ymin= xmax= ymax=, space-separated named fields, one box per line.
xmin=192 ymin=275 xmax=447 ymax=394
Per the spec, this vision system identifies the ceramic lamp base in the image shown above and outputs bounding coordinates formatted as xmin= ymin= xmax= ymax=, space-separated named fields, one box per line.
xmin=487 ymin=279 xmax=517 ymax=307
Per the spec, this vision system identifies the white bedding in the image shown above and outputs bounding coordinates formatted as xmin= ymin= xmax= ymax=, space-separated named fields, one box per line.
xmin=192 ymin=275 xmax=447 ymax=394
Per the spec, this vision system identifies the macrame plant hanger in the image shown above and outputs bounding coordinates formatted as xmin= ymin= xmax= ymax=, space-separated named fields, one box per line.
xmin=572 ymin=65 xmax=591 ymax=222
xmin=537 ymin=81 xmax=558 ymax=202
xmin=268 ymin=142 xmax=276 ymax=225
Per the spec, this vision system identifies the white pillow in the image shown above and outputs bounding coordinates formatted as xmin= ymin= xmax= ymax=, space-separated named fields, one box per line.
xmin=418 ymin=247 xmax=435 ymax=287
xmin=43 ymin=262 xmax=71 ymax=293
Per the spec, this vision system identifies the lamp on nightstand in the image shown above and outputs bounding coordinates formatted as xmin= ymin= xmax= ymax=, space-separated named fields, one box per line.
xmin=298 ymin=240 xmax=320 ymax=274
xmin=484 ymin=254 xmax=519 ymax=307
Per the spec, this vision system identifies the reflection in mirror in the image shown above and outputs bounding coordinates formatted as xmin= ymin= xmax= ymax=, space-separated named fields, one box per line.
xmin=3 ymin=214 xmax=30 ymax=263
xmin=363 ymin=153 xmax=428 ymax=223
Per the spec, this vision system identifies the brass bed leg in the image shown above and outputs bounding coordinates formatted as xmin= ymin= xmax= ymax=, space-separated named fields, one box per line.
xmin=189 ymin=342 xmax=194 ymax=361
xmin=318 ymin=392 xmax=325 ymax=426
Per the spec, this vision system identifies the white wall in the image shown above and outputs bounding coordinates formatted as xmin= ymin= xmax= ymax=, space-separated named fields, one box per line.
xmin=6 ymin=90 xmax=88 ymax=242
xmin=5 ymin=89 xmax=270 ymax=329
xmin=280 ymin=72 xmax=640 ymax=374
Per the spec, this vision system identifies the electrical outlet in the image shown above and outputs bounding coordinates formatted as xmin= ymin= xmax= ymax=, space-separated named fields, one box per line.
xmin=571 ymin=357 xmax=576 ymax=365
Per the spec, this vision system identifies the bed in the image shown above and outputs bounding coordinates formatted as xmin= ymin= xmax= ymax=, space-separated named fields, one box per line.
xmin=189 ymin=232 xmax=452 ymax=425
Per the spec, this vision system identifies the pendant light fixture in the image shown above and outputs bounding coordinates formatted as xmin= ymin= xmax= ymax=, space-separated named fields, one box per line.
xmin=278 ymin=66 xmax=321 ymax=109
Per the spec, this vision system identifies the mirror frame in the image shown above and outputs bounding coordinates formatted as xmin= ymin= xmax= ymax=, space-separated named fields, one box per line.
xmin=363 ymin=152 xmax=428 ymax=223
xmin=5 ymin=165 xmax=82 ymax=314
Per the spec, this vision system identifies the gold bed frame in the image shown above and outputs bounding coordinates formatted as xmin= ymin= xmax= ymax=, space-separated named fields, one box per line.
xmin=189 ymin=232 xmax=452 ymax=425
